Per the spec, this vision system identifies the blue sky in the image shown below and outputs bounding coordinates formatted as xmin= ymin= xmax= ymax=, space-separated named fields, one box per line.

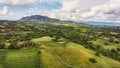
xmin=7 ymin=3 xmax=61 ymax=14
xmin=0 ymin=0 xmax=62 ymax=20
xmin=0 ymin=0 xmax=120 ymax=22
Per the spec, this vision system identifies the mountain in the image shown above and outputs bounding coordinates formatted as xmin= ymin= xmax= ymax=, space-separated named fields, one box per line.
xmin=20 ymin=15 xmax=60 ymax=22
xmin=20 ymin=15 xmax=76 ymax=24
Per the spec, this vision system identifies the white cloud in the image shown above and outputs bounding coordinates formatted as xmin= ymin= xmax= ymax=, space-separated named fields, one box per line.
xmin=0 ymin=0 xmax=37 ymax=6
xmin=0 ymin=6 xmax=9 ymax=15
xmin=43 ymin=0 xmax=107 ymax=20
xmin=43 ymin=0 xmax=120 ymax=22
xmin=0 ymin=0 xmax=120 ymax=22
xmin=86 ymin=0 xmax=120 ymax=22
xmin=28 ymin=8 xmax=39 ymax=14
xmin=26 ymin=8 xmax=42 ymax=16
xmin=0 ymin=12 xmax=23 ymax=20
xmin=38 ymin=0 xmax=58 ymax=3
xmin=0 ymin=0 xmax=38 ymax=19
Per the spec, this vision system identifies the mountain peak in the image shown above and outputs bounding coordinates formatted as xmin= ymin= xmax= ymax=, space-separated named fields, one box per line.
xmin=20 ymin=15 xmax=60 ymax=22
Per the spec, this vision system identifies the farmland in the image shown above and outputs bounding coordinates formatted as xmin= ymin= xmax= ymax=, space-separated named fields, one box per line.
xmin=0 ymin=21 xmax=120 ymax=68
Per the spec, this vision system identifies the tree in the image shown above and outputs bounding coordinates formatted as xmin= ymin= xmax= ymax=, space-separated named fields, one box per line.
xmin=104 ymin=42 xmax=109 ymax=45
xmin=111 ymin=49 xmax=117 ymax=53
xmin=9 ymin=42 xmax=17 ymax=49
xmin=95 ymin=51 xmax=100 ymax=56
xmin=0 ymin=42 xmax=5 ymax=49
xmin=52 ymin=36 xmax=61 ymax=42
xmin=117 ymin=48 xmax=120 ymax=51
xmin=89 ymin=58 xmax=97 ymax=63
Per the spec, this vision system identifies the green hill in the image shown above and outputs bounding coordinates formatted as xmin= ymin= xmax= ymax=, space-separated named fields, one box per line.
xmin=0 ymin=21 xmax=120 ymax=68
xmin=33 ymin=36 xmax=120 ymax=68
xmin=0 ymin=36 xmax=120 ymax=68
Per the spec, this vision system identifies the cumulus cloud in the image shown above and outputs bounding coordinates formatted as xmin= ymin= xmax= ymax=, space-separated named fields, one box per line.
xmin=0 ymin=0 xmax=38 ymax=19
xmin=43 ymin=0 xmax=120 ymax=22
xmin=0 ymin=12 xmax=23 ymax=20
xmin=84 ymin=0 xmax=120 ymax=21
xmin=0 ymin=6 xmax=9 ymax=15
xmin=0 ymin=0 xmax=59 ymax=6
xmin=26 ymin=8 xmax=41 ymax=15
xmin=0 ymin=0 xmax=37 ymax=6
xmin=43 ymin=0 xmax=107 ymax=20
xmin=38 ymin=0 xmax=58 ymax=3
xmin=0 ymin=0 xmax=120 ymax=22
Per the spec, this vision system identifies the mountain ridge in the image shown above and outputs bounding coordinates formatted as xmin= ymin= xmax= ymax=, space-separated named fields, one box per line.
xmin=20 ymin=15 xmax=76 ymax=24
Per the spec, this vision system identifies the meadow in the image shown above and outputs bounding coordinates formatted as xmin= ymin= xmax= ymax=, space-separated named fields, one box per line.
xmin=0 ymin=22 xmax=120 ymax=68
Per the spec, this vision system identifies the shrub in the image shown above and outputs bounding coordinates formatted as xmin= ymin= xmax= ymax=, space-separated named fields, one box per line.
xmin=117 ymin=48 xmax=120 ymax=51
xmin=0 ymin=42 xmax=5 ymax=49
xmin=95 ymin=51 xmax=100 ymax=56
xmin=104 ymin=42 xmax=109 ymax=45
xmin=9 ymin=42 xmax=17 ymax=49
xmin=117 ymin=56 xmax=120 ymax=61
xmin=38 ymin=50 xmax=41 ymax=54
xmin=89 ymin=58 xmax=97 ymax=63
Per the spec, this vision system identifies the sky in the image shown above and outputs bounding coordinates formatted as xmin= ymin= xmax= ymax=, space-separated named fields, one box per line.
xmin=0 ymin=0 xmax=120 ymax=22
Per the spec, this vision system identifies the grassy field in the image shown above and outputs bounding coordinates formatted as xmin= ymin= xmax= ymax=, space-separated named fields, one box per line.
xmin=0 ymin=50 xmax=6 ymax=68
xmin=32 ymin=36 xmax=120 ymax=68
xmin=92 ymin=39 xmax=120 ymax=49
xmin=0 ymin=36 xmax=120 ymax=68
xmin=1 ymin=47 xmax=40 ymax=68
xmin=31 ymin=36 xmax=53 ymax=44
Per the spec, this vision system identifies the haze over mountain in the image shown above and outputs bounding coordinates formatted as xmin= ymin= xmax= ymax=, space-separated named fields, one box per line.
xmin=20 ymin=15 xmax=76 ymax=24
xmin=78 ymin=21 xmax=120 ymax=26
xmin=19 ymin=14 xmax=120 ymax=26
xmin=20 ymin=15 xmax=60 ymax=22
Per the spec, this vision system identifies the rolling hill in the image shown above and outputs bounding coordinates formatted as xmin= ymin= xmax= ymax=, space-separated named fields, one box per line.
xmin=0 ymin=21 xmax=120 ymax=68
xmin=32 ymin=36 xmax=120 ymax=68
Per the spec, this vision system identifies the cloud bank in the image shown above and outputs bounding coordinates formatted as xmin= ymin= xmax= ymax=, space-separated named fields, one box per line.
xmin=0 ymin=0 xmax=120 ymax=22
xmin=0 ymin=6 xmax=8 ymax=15
xmin=43 ymin=0 xmax=120 ymax=22
xmin=0 ymin=0 xmax=37 ymax=6
xmin=0 ymin=0 xmax=37 ymax=16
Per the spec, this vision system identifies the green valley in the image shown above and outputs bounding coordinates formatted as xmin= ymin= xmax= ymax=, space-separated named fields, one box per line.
xmin=0 ymin=21 xmax=120 ymax=68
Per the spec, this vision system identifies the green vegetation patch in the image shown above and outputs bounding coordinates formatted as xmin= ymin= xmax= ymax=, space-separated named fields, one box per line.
xmin=37 ymin=40 xmax=120 ymax=68
xmin=92 ymin=39 xmax=120 ymax=49
xmin=31 ymin=36 xmax=53 ymax=43
xmin=4 ymin=47 xmax=40 ymax=68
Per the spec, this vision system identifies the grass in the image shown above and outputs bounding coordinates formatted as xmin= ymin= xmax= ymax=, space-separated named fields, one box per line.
xmin=0 ymin=36 xmax=120 ymax=68
xmin=3 ymin=47 xmax=40 ymax=68
xmin=92 ymin=39 xmax=120 ymax=49
xmin=0 ymin=64 xmax=3 ymax=68
xmin=0 ymin=36 xmax=52 ymax=68
xmin=37 ymin=37 xmax=120 ymax=68
xmin=0 ymin=50 xmax=6 ymax=64
xmin=0 ymin=50 xmax=6 ymax=68
xmin=31 ymin=36 xmax=53 ymax=43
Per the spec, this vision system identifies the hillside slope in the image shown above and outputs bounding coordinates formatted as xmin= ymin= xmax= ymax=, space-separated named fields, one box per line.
xmin=0 ymin=36 xmax=120 ymax=68
xmin=32 ymin=36 xmax=120 ymax=68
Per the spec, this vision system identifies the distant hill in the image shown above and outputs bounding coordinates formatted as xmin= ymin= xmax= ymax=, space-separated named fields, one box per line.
xmin=78 ymin=21 xmax=120 ymax=26
xmin=20 ymin=15 xmax=76 ymax=24
xmin=20 ymin=15 xmax=60 ymax=22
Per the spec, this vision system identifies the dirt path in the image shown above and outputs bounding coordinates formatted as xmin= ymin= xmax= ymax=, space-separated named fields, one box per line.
xmin=54 ymin=53 xmax=75 ymax=68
